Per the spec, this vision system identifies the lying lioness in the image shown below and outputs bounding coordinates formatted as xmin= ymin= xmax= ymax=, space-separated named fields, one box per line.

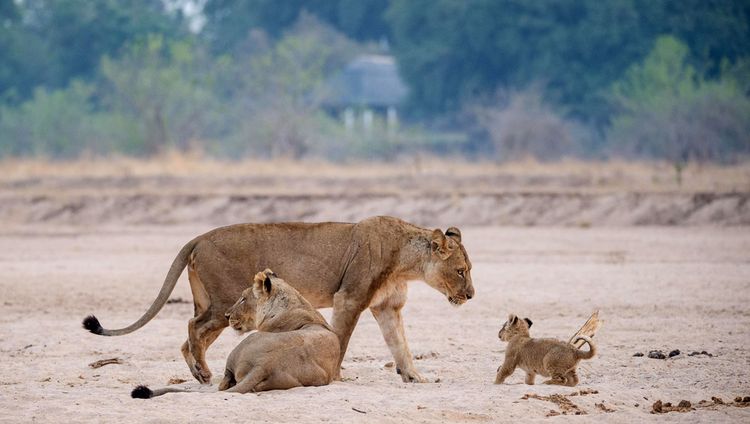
xmin=132 ymin=269 xmax=340 ymax=398
xmin=494 ymin=314 xmax=596 ymax=386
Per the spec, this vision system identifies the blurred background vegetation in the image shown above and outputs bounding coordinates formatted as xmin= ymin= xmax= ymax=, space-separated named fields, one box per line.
xmin=0 ymin=0 xmax=748 ymax=166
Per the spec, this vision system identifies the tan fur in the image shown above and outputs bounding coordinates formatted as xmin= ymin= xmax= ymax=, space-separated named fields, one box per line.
xmin=140 ymin=270 xmax=340 ymax=397
xmin=494 ymin=314 xmax=596 ymax=387
xmin=84 ymin=217 xmax=474 ymax=384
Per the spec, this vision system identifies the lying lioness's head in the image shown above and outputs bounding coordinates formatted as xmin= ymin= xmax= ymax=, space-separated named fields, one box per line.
xmin=226 ymin=286 xmax=256 ymax=333
xmin=424 ymin=227 xmax=475 ymax=305
xmin=498 ymin=314 xmax=532 ymax=341
xmin=226 ymin=268 xmax=329 ymax=333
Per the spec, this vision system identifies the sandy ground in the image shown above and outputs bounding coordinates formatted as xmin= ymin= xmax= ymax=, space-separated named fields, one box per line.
xmin=1 ymin=224 xmax=748 ymax=423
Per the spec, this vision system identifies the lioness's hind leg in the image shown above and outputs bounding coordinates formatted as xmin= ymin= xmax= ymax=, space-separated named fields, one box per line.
xmin=218 ymin=370 xmax=236 ymax=391
xmin=181 ymin=340 xmax=195 ymax=372
xmin=224 ymin=368 xmax=267 ymax=394
xmin=187 ymin=311 xmax=227 ymax=384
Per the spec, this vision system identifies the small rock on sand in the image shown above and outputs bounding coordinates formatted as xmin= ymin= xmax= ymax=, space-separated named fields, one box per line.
xmin=648 ymin=350 xmax=666 ymax=359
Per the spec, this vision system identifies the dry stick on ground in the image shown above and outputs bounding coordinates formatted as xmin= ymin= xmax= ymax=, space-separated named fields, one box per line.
xmin=569 ymin=310 xmax=601 ymax=349
xmin=88 ymin=358 xmax=123 ymax=369
xmin=522 ymin=393 xmax=587 ymax=416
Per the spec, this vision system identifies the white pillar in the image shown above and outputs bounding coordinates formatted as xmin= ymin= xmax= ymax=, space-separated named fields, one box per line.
xmin=362 ymin=109 xmax=373 ymax=135
xmin=344 ymin=108 xmax=354 ymax=132
xmin=387 ymin=106 xmax=398 ymax=135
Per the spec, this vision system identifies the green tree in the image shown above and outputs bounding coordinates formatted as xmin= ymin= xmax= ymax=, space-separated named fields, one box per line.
xmin=99 ymin=35 xmax=222 ymax=154
xmin=0 ymin=81 xmax=140 ymax=157
xmin=608 ymin=36 xmax=750 ymax=178
xmin=215 ymin=16 xmax=356 ymax=158
xmin=0 ymin=0 xmax=186 ymax=104
xmin=202 ymin=0 xmax=389 ymax=53
xmin=385 ymin=0 xmax=750 ymax=125
xmin=0 ymin=0 xmax=57 ymax=103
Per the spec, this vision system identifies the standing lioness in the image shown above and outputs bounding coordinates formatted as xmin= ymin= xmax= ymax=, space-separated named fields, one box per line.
xmin=132 ymin=269 xmax=339 ymax=397
xmin=83 ymin=216 xmax=474 ymax=384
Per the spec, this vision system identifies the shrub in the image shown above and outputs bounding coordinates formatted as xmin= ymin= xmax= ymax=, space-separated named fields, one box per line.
xmin=608 ymin=36 xmax=750 ymax=166
xmin=473 ymin=88 xmax=581 ymax=161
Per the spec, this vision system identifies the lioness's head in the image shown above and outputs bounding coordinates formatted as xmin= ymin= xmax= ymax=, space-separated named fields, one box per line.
xmin=252 ymin=268 xmax=329 ymax=332
xmin=498 ymin=314 xmax=532 ymax=341
xmin=226 ymin=268 xmax=329 ymax=333
xmin=226 ymin=286 xmax=256 ymax=333
xmin=424 ymin=227 xmax=475 ymax=306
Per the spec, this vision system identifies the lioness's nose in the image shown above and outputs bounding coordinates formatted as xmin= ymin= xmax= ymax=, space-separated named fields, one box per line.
xmin=466 ymin=293 xmax=473 ymax=300
xmin=465 ymin=285 xmax=475 ymax=300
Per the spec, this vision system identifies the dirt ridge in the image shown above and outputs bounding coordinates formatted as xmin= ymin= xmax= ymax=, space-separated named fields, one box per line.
xmin=1 ymin=191 xmax=747 ymax=226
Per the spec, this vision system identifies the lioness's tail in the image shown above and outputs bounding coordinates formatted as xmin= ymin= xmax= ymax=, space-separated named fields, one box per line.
xmin=82 ymin=237 xmax=200 ymax=336
xmin=131 ymin=384 xmax=212 ymax=399
xmin=572 ymin=336 xmax=596 ymax=360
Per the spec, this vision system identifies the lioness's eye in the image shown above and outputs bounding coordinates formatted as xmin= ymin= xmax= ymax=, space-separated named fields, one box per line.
xmin=457 ymin=269 xmax=465 ymax=278
xmin=239 ymin=298 xmax=245 ymax=304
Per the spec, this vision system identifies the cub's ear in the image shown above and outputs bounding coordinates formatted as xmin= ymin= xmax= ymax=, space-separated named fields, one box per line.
xmin=263 ymin=275 xmax=272 ymax=294
xmin=445 ymin=227 xmax=462 ymax=243
xmin=431 ymin=229 xmax=455 ymax=260
xmin=508 ymin=314 xmax=517 ymax=324
xmin=524 ymin=317 xmax=533 ymax=328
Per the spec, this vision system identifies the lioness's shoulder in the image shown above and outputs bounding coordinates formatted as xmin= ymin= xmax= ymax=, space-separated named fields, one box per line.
xmin=356 ymin=216 xmax=423 ymax=233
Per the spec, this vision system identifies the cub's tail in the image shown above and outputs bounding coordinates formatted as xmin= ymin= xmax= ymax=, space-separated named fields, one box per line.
xmin=572 ymin=335 xmax=596 ymax=360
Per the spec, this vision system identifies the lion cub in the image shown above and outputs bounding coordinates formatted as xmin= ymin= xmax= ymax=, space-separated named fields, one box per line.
xmin=494 ymin=314 xmax=595 ymax=386
xmin=132 ymin=269 xmax=340 ymax=398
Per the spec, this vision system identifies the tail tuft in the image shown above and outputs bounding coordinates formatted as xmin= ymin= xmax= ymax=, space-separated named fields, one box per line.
xmin=131 ymin=385 xmax=153 ymax=399
xmin=82 ymin=315 xmax=104 ymax=335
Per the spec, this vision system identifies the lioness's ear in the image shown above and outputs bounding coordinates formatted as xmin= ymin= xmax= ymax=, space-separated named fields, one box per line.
xmin=253 ymin=271 xmax=267 ymax=286
xmin=252 ymin=279 xmax=263 ymax=299
xmin=263 ymin=268 xmax=277 ymax=277
xmin=445 ymin=227 xmax=462 ymax=243
xmin=431 ymin=229 xmax=454 ymax=260
xmin=263 ymin=276 xmax=272 ymax=294
xmin=524 ymin=317 xmax=533 ymax=328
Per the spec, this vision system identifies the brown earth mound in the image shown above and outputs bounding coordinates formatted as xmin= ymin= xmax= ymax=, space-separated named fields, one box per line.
xmin=2 ymin=159 xmax=748 ymax=226
xmin=0 ymin=191 xmax=747 ymax=226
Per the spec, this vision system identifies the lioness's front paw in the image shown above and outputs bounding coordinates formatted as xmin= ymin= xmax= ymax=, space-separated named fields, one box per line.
xmin=398 ymin=368 xmax=428 ymax=383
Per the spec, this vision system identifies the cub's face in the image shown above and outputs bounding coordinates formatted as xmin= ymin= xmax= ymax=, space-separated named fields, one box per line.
xmin=226 ymin=287 xmax=256 ymax=333
xmin=424 ymin=227 xmax=475 ymax=306
xmin=498 ymin=314 xmax=532 ymax=341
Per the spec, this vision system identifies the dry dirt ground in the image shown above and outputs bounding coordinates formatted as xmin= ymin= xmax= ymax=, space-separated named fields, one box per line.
xmin=1 ymin=224 xmax=748 ymax=423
